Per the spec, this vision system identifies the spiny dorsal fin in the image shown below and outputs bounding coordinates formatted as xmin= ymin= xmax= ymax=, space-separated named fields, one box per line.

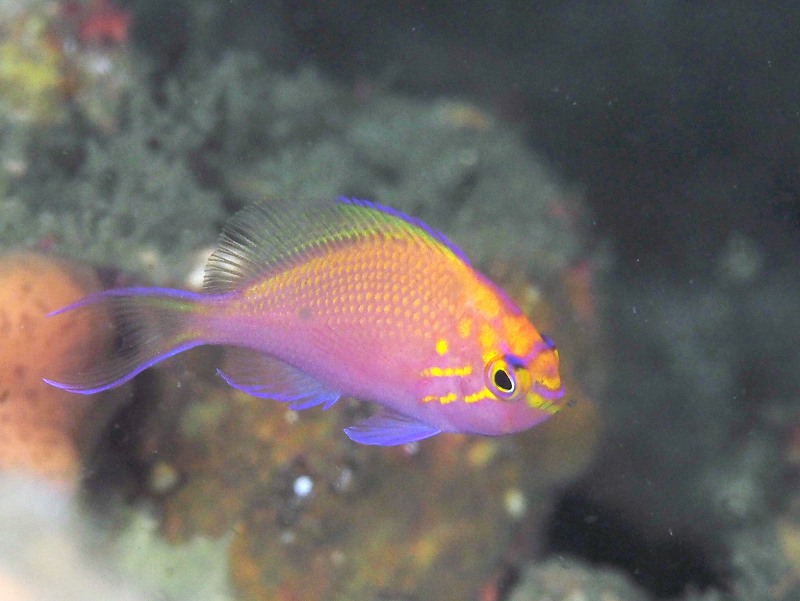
xmin=203 ymin=197 xmax=469 ymax=293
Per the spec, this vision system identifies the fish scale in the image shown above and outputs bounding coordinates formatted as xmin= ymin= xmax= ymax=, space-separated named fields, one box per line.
xmin=240 ymin=240 xmax=457 ymax=339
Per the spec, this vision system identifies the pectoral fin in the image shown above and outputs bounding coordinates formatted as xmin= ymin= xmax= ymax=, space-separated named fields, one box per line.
xmin=218 ymin=348 xmax=340 ymax=410
xmin=344 ymin=409 xmax=441 ymax=446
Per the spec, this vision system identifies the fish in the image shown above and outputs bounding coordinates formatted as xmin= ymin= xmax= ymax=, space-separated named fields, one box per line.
xmin=44 ymin=197 xmax=565 ymax=446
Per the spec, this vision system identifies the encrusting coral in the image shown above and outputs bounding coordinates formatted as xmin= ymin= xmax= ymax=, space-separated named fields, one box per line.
xmin=0 ymin=252 xmax=125 ymax=488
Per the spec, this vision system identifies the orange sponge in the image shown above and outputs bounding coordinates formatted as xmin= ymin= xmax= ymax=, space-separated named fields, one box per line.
xmin=0 ymin=253 xmax=122 ymax=488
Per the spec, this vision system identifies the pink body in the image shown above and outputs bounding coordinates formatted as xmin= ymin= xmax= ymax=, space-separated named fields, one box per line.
xmin=197 ymin=235 xmax=557 ymax=435
xmin=45 ymin=198 xmax=565 ymax=445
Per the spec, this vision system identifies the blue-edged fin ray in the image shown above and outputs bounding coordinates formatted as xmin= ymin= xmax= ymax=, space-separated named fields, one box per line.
xmin=44 ymin=287 xmax=203 ymax=394
xmin=218 ymin=347 xmax=340 ymax=409
xmin=344 ymin=408 xmax=441 ymax=446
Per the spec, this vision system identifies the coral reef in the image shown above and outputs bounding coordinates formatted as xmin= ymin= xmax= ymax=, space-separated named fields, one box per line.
xmin=0 ymin=0 xmax=133 ymax=127
xmin=114 ymin=510 xmax=233 ymax=601
xmin=1 ymin=46 xmax=585 ymax=282
xmin=0 ymin=473 xmax=233 ymax=601
xmin=0 ymin=252 xmax=124 ymax=487
xmin=0 ymin=474 xmax=147 ymax=601
xmin=507 ymin=557 xmax=651 ymax=601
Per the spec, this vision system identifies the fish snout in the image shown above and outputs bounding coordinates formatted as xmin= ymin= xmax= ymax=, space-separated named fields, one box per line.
xmin=528 ymin=343 xmax=564 ymax=403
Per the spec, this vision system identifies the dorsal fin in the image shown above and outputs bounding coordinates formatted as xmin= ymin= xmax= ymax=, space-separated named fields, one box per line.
xmin=203 ymin=197 xmax=469 ymax=293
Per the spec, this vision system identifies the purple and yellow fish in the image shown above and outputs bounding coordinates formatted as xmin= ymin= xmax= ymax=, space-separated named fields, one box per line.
xmin=45 ymin=198 xmax=565 ymax=445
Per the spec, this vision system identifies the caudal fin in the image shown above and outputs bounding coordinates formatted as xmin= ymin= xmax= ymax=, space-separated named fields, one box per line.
xmin=44 ymin=287 xmax=206 ymax=394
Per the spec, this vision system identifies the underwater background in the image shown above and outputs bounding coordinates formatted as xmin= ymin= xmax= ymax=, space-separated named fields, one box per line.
xmin=0 ymin=1 xmax=798 ymax=600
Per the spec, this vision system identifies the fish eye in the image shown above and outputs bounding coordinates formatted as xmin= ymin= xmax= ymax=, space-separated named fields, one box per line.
xmin=493 ymin=368 xmax=514 ymax=393
xmin=485 ymin=356 xmax=519 ymax=400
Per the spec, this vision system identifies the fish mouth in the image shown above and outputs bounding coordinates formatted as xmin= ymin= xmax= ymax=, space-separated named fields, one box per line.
xmin=524 ymin=337 xmax=564 ymax=402
xmin=532 ymin=380 xmax=565 ymax=401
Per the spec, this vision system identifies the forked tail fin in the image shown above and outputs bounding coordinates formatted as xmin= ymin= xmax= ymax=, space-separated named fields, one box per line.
xmin=44 ymin=287 xmax=206 ymax=394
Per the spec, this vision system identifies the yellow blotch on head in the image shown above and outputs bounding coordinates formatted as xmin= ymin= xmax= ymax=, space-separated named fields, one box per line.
xmin=458 ymin=318 xmax=472 ymax=339
xmin=478 ymin=323 xmax=500 ymax=358
xmin=435 ymin=339 xmax=449 ymax=355
xmin=471 ymin=282 xmax=501 ymax=319
xmin=502 ymin=313 xmax=541 ymax=356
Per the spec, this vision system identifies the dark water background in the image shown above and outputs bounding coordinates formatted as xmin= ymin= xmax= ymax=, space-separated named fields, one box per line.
xmin=235 ymin=1 xmax=799 ymax=276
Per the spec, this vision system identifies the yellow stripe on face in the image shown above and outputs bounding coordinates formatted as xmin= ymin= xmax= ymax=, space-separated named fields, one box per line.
xmin=464 ymin=388 xmax=493 ymax=403
xmin=420 ymin=365 xmax=472 ymax=377
xmin=421 ymin=392 xmax=459 ymax=404
xmin=440 ymin=392 xmax=457 ymax=404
